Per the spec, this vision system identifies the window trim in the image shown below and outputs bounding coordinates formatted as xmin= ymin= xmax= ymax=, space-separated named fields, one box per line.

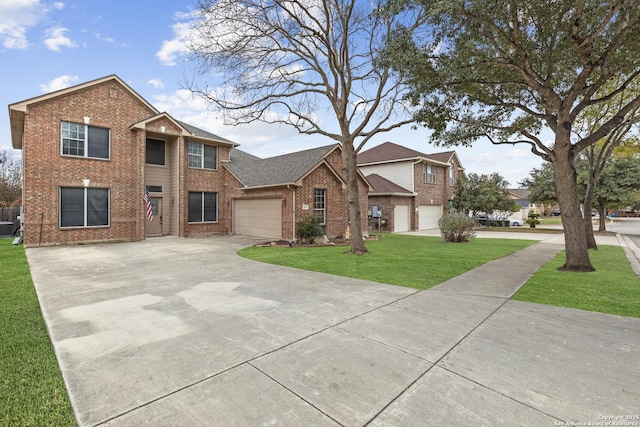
xmin=188 ymin=141 xmax=218 ymax=170
xmin=313 ymin=188 xmax=326 ymax=225
xmin=449 ymin=166 xmax=455 ymax=186
xmin=424 ymin=164 xmax=436 ymax=184
xmin=59 ymin=187 xmax=110 ymax=228
xmin=188 ymin=191 xmax=218 ymax=223
xmin=60 ymin=121 xmax=111 ymax=160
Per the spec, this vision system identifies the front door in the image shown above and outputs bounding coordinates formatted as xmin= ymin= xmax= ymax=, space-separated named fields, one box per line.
xmin=145 ymin=197 xmax=163 ymax=236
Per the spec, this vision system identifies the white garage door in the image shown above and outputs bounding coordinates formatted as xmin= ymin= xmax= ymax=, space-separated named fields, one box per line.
xmin=394 ymin=204 xmax=410 ymax=232
xmin=419 ymin=205 xmax=442 ymax=229
xmin=234 ymin=199 xmax=282 ymax=239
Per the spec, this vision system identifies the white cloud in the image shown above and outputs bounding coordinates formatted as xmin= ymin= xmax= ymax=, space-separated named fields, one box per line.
xmin=0 ymin=0 xmax=45 ymax=49
xmin=43 ymin=26 xmax=76 ymax=52
xmin=39 ymin=75 xmax=78 ymax=93
xmin=157 ymin=20 xmax=193 ymax=66
xmin=53 ymin=2 xmax=64 ymax=10
xmin=147 ymin=78 xmax=164 ymax=89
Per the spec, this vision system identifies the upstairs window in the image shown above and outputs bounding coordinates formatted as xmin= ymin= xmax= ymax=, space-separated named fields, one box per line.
xmin=188 ymin=142 xmax=217 ymax=170
xmin=146 ymin=139 xmax=165 ymax=165
xmin=61 ymin=121 xmax=110 ymax=159
xmin=449 ymin=167 xmax=455 ymax=186
xmin=424 ymin=164 xmax=436 ymax=184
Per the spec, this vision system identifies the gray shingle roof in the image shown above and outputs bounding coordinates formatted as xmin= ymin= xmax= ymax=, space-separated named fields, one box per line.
xmin=357 ymin=141 xmax=457 ymax=167
xmin=226 ymin=144 xmax=339 ymax=188
xmin=366 ymin=174 xmax=413 ymax=195
xmin=176 ymin=120 xmax=237 ymax=145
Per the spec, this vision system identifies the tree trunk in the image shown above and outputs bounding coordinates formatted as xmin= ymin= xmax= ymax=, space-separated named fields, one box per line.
xmin=341 ymin=141 xmax=367 ymax=255
xmin=582 ymin=181 xmax=598 ymax=250
xmin=598 ymin=203 xmax=607 ymax=232
xmin=553 ymin=134 xmax=595 ymax=272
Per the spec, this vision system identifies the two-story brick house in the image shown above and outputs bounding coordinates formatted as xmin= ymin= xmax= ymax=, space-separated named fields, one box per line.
xmin=9 ymin=75 xmax=368 ymax=247
xmin=357 ymin=142 xmax=465 ymax=232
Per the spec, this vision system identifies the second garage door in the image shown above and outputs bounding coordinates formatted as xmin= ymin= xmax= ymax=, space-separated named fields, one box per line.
xmin=234 ymin=199 xmax=282 ymax=239
xmin=418 ymin=205 xmax=442 ymax=230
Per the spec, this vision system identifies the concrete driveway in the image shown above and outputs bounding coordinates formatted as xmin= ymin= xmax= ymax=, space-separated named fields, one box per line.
xmin=28 ymin=235 xmax=640 ymax=426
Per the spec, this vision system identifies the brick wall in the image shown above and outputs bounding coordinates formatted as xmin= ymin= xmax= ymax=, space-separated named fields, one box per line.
xmin=21 ymin=81 xmax=155 ymax=246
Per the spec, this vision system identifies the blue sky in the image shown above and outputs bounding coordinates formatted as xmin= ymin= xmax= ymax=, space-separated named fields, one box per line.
xmin=0 ymin=0 xmax=543 ymax=186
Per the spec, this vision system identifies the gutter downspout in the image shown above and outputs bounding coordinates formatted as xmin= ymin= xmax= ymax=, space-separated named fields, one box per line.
xmin=287 ymin=184 xmax=295 ymax=241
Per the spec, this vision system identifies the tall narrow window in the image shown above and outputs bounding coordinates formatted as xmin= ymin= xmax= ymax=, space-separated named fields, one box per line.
xmin=188 ymin=192 xmax=218 ymax=222
xmin=60 ymin=187 xmax=109 ymax=227
xmin=61 ymin=122 xmax=110 ymax=159
xmin=449 ymin=167 xmax=455 ymax=186
xmin=424 ymin=164 xmax=436 ymax=184
xmin=188 ymin=142 xmax=217 ymax=169
xmin=313 ymin=189 xmax=326 ymax=224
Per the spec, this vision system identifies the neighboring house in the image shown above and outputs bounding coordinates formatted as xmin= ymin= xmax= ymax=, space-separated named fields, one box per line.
xmin=507 ymin=189 xmax=534 ymax=222
xmin=223 ymin=144 xmax=370 ymax=240
xmin=357 ymin=142 xmax=464 ymax=232
xmin=8 ymin=75 xmax=367 ymax=247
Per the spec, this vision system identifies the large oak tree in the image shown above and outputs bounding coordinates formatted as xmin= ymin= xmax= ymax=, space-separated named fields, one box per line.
xmin=391 ymin=0 xmax=640 ymax=271
xmin=184 ymin=0 xmax=427 ymax=254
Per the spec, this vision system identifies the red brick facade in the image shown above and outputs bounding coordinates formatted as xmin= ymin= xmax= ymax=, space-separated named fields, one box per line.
xmin=11 ymin=76 xmax=368 ymax=246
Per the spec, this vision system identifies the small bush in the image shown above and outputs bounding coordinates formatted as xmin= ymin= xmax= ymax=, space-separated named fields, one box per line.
xmin=296 ymin=216 xmax=324 ymax=244
xmin=438 ymin=212 xmax=476 ymax=243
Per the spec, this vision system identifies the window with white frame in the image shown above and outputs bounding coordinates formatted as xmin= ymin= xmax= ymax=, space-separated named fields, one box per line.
xmin=60 ymin=187 xmax=109 ymax=227
xmin=188 ymin=192 xmax=218 ymax=222
xmin=424 ymin=164 xmax=436 ymax=184
xmin=449 ymin=166 xmax=455 ymax=186
xmin=61 ymin=121 xmax=110 ymax=159
xmin=188 ymin=142 xmax=217 ymax=169
xmin=313 ymin=189 xmax=326 ymax=224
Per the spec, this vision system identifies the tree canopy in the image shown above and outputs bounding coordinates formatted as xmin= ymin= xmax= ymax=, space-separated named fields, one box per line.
xmin=390 ymin=0 xmax=640 ymax=271
xmin=454 ymin=172 xmax=520 ymax=218
xmin=185 ymin=0 xmax=428 ymax=254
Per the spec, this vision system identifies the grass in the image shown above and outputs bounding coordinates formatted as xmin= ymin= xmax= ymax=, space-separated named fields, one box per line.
xmin=513 ymin=245 xmax=640 ymax=318
xmin=0 ymin=239 xmax=76 ymax=427
xmin=239 ymin=233 xmax=536 ymax=290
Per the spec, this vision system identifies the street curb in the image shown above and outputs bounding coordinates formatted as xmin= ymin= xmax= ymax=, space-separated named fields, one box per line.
xmin=617 ymin=234 xmax=640 ymax=276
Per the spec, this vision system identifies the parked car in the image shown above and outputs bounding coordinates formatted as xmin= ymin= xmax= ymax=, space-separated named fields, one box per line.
xmin=551 ymin=209 xmax=560 ymax=216
xmin=509 ymin=219 xmax=523 ymax=226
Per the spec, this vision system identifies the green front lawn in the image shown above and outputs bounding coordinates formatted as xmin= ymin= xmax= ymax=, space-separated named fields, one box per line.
xmin=240 ymin=233 xmax=640 ymax=318
xmin=239 ymin=233 xmax=535 ymax=290
xmin=0 ymin=239 xmax=76 ymax=427
xmin=513 ymin=246 xmax=640 ymax=318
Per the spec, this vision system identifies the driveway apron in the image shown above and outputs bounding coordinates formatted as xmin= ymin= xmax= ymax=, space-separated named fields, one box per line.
xmin=27 ymin=236 xmax=640 ymax=426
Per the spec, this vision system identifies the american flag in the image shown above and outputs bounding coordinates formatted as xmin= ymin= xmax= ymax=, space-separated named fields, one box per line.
xmin=143 ymin=189 xmax=153 ymax=221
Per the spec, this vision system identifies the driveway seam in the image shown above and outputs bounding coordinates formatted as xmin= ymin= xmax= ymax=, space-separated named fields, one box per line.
xmin=247 ymin=362 xmax=346 ymax=427
xmin=362 ymin=296 xmax=515 ymax=426
xmin=93 ymin=288 xmax=423 ymax=426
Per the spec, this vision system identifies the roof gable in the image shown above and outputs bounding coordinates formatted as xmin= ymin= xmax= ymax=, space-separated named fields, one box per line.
xmin=225 ymin=144 xmax=340 ymax=188
xmin=9 ymin=75 xmax=158 ymax=149
xmin=357 ymin=142 xmax=459 ymax=168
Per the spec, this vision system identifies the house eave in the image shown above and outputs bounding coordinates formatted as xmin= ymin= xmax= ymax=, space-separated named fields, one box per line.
xmin=239 ymin=182 xmax=301 ymax=190
xmin=359 ymin=157 xmax=451 ymax=168
xmin=369 ymin=192 xmax=416 ymax=197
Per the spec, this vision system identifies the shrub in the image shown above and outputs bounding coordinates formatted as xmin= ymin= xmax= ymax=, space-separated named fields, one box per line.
xmin=296 ymin=216 xmax=324 ymax=244
xmin=438 ymin=212 xmax=476 ymax=243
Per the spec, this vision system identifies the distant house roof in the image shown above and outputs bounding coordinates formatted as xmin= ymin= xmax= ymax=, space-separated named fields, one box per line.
xmin=366 ymin=174 xmax=414 ymax=196
xmin=225 ymin=144 xmax=342 ymax=188
xmin=357 ymin=141 xmax=462 ymax=169
xmin=509 ymin=189 xmax=530 ymax=200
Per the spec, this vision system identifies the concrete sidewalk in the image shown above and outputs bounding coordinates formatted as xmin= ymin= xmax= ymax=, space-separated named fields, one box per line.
xmin=28 ymin=234 xmax=640 ymax=426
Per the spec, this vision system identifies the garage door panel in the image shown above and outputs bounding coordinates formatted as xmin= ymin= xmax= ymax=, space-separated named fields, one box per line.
xmin=234 ymin=199 xmax=282 ymax=239
xmin=394 ymin=205 xmax=410 ymax=232
xmin=419 ymin=205 xmax=442 ymax=230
